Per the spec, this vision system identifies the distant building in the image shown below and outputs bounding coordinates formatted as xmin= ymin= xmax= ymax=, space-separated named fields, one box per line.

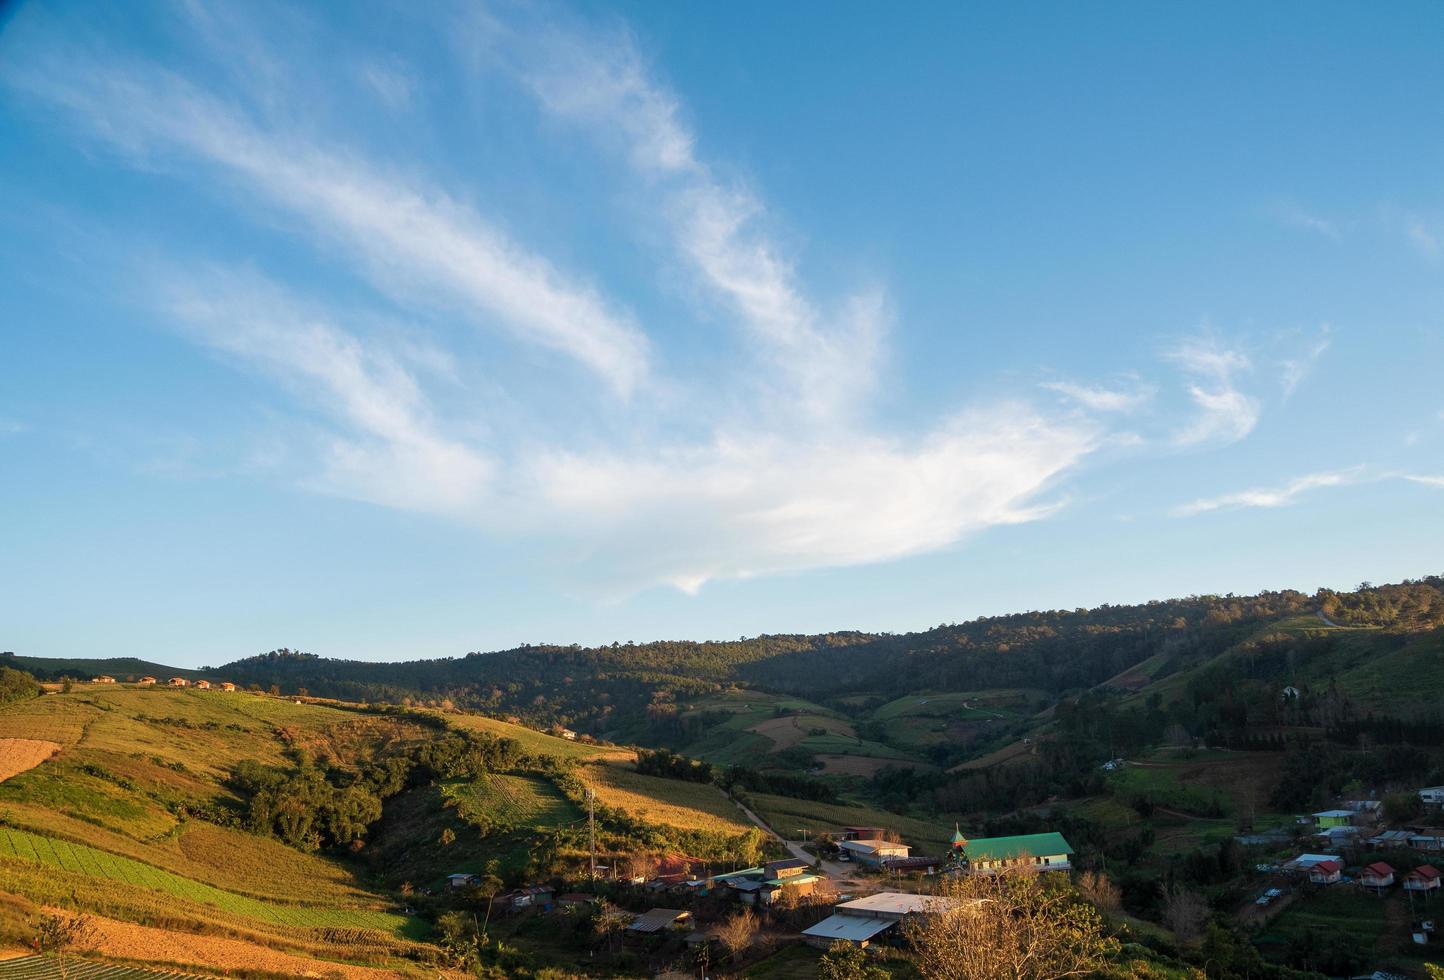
xmin=137 ymin=677 xmax=157 ymax=686
xmin=193 ymin=679 xmax=211 ymax=690
xmin=838 ymin=838 xmax=910 ymax=866
xmin=710 ymin=861 xmax=824 ymax=905
xmin=1360 ymin=862 xmax=1396 ymax=891
xmin=802 ymin=892 xmax=958 ymax=949
xmin=1366 ymin=830 xmax=1413 ymax=849
xmin=1408 ymin=832 xmax=1444 ymax=852
xmin=447 ymin=873 xmax=479 ymax=889
xmin=167 ymin=677 xmax=188 ymax=688
xmin=1308 ymin=859 xmax=1342 ymax=884
xmin=1404 ymin=865 xmax=1441 ymax=893
xmin=1282 ymin=853 xmax=1342 ymax=874
xmin=93 ymin=676 xmax=116 ymax=684
xmin=1420 ymin=786 xmax=1444 ymax=807
xmin=962 ymin=832 xmax=1073 ymax=873
xmin=839 ymin=826 xmax=888 ymax=841
xmin=219 ymin=682 xmax=237 ymax=692
xmin=625 ymin=908 xmax=690 ymax=937
xmin=1312 ymin=809 xmax=1354 ymax=828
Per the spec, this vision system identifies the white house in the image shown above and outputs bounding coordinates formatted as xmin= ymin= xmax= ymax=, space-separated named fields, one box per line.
xmin=838 ymin=838 xmax=910 ymax=866
xmin=802 ymin=892 xmax=957 ymax=949
xmin=1420 ymin=786 xmax=1444 ymax=806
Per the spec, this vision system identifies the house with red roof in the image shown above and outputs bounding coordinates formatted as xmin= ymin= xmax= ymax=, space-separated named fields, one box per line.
xmin=1404 ymin=864 xmax=1441 ymax=893
xmin=1308 ymin=859 xmax=1342 ymax=884
xmin=1359 ymin=861 xmax=1395 ymax=890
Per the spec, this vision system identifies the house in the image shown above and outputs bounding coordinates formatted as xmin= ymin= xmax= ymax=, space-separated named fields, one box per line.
xmin=167 ymin=677 xmax=188 ymax=688
xmin=492 ymin=885 xmax=553 ymax=911
xmin=447 ymin=873 xmax=480 ymax=889
xmin=1282 ymin=853 xmax=1343 ymax=874
xmin=710 ymin=862 xmax=824 ymax=905
xmin=625 ymin=908 xmax=690 ymax=936
xmin=1309 ymin=859 xmax=1343 ymax=884
xmin=219 ymin=682 xmax=237 ymax=692
xmin=1360 ymin=862 xmax=1396 ymax=890
xmin=802 ymin=892 xmax=956 ymax=949
xmin=1404 ymin=865 xmax=1441 ymax=893
xmin=838 ymin=838 xmax=910 ymax=866
xmin=1319 ymin=826 xmax=1362 ymax=847
xmin=138 ymin=676 xmax=157 ymax=686
xmin=93 ymin=676 xmax=116 ymax=684
xmin=1367 ymin=830 xmax=1413 ymax=849
xmin=193 ymin=680 xmax=211 ymax=690
xmin=1421 ymin=786 xmax=1444 ymax=807
xmin=555 ymin=892 xmax=597 ymax=909
xmin=839 ymin=826 xmax=888 ymax=841
xmin=962 ymin=832 xmax=1074 ymax=873
xmin=882 ymin=855 xmax=943 ymax=874
xmin=1313 ymin=809 xmax=1355 ymax=828
xmin=1408 ymin=832 xmax=1444 ymax=852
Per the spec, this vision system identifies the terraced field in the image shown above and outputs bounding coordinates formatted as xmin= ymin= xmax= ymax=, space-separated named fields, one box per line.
xmin=585 ymin=763 xmax=753 ymax=833
xmin=0 ymin=956 xmax=204 ymax=979
xmin=444 ymin=711 xmax=633 ymax=762
xmin=743 ymin=791 xmax=957 ymax=855
xmin=0 ymin=827 xmax=408 ymax=933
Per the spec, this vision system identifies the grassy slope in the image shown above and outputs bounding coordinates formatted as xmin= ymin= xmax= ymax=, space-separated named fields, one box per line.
xmin=584 ymin=761 xmax=753 ymax=833
xmin=743 ymin=791 xmax=957 ymax=855
xmin=444 ymin=709 xmax=634 ymax=762
xmin=0 ymin=687 xmax=434 ymax=971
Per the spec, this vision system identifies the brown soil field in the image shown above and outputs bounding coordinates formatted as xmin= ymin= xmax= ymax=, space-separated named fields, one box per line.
xmin=0 ymin=739 xmax=60 ymax=783
xmin=48 ymin=909 xmax=414 ymax=979
xmin=746 ymin=714 xmax=854 ymax=751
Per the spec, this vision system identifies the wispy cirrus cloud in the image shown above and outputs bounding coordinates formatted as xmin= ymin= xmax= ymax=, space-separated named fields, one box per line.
xmin=1164 ymin=335 xmax=1260 ymax=446
xmin=1279 ymin=327 xmax=1331 ymax=398
xmin=7 ymin=52 xmax=651 ymax=397
xmin=1405 ymin=474 xmax=1444 ymax=489
xmin=1276 ymin=203 xmax=1341 ymax=241
xmin=513 ymin=22 xmax=884 ymax=422
xmin=1173 ymin=466 xmax=1366 ymax=517
xmin=1040 ymin=379 xmax=1154 ymax=413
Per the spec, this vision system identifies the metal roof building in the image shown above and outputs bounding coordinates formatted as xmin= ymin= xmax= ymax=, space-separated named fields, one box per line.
xmin=801 ymin=913 xmax=897 ymax=947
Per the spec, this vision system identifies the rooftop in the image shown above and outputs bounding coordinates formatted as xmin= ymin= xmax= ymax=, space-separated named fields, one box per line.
xmin=627 ymin=908 xmax=689 ymax=933
xmin=963 ymin=832 xmax=1073 ymax=861
xmin=836 ymin=892 xmax=955 ymax=916
xmin=1313 ymin=809 xmax=1354 ymax=818
xmin=801 ymin=914 xmax=897 ymax=943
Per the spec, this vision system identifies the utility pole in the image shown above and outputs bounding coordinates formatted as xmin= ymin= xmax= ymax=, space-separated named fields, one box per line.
xmin=587 ymin=787 xmax=596 ymax=880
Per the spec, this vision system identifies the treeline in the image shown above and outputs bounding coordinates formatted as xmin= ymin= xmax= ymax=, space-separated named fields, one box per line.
xmin=228 ymin=728 xmax=524 ymax=851
xmin=0 ymin=666 xmax=38 ymax=707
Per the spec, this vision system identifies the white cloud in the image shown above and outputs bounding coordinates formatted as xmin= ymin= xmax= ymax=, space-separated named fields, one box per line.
xmin=0 ymin=418 xmax=29 ymax=436
xmin=1040 ymin=380 xmax=1153 ymax=413
xmin=1279 ymin=327 xmax=1331 ymax=398
xmin=1165 ymin=336 xmax=1260 ymax=446
xmin=516 ymin=25 xmax=883 ymax=422
xmin=1277 ymin=205 xmax=1341 ymax=241
xmin=1174 ymin=467 xmax=1366 ymax=517
xmin=359 ymin=58 xmax=418 ymax=110
xmin=8 ymin=55 xmax=651 ymax=397
xmin=1406 ymin=215 xmax=1440 ymax=257
xmin=1405 ymin=474 xmax=1444 ymax=489
xmin=159 ymin=268 xmax=492 ymax=516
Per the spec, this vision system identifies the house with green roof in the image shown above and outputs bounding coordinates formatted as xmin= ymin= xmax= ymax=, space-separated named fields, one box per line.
xmin=962 ymin=832 xmax=1073 ymax=873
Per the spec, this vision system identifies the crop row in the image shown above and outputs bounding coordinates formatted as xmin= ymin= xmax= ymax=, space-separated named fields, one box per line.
xmin=0 ymin=827 xmax=405 ymax=934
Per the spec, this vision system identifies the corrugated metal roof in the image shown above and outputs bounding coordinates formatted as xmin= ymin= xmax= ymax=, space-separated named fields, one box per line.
xmin=801 ymin=913 xmax=897 ymax=942
xmin=627 ymin=908 xmax=689 ymax=933
xmin=836 ymin=892 xmax=954 ymax=916
xmin=963 ymin=832 xmax=1073 ymax=861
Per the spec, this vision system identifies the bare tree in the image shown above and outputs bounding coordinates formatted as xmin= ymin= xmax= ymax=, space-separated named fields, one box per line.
xmin=627 ymin=850 xmax=660 ymax=882
xmin=715 ymin=908 xmax=759 ymax=962
xmin=1074 ymin=871 xmax=1121 ymax=914
xmin=34 ymin=911 xmax=97 ymax=980
xmin=902 ymin=868 xmax=1117 ymax=980
xmin=1160 ymin=885 xmax=1208 ymax=945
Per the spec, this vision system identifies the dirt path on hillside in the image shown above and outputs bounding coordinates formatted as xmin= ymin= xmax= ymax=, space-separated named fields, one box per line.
xmin=46 ymin=909 xmax=415 ymax=979
xmin=724 ymin=793 xmax=861 ymax=885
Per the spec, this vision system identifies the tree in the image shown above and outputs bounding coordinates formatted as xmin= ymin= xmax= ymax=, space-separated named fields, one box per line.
xmin=439 ymin=827 xmax=456 ymax=847
xmin=818 ymin=940 xmax=889 ymax=980
xmin=1074 ymin=871 xmax=1120 ymax=914
xmin=901 ymin=868 xmax=1117 ymax=980
xmin=33 ymin=911 xmax=97 ymax=980
xmin=715 ymin=908 xmax=759 ymax=962
xmin=592 ymin=900 xmax=629 ymax=954
xmin=1160 ymin=885 xmax=1208 ymax=945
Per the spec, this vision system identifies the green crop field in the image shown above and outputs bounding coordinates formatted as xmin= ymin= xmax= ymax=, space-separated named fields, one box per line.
xmin=445 ymin=773 xmax=580 ymax=830
xmin=0 ymin=955 xmax=206 ymax=979
xmin=0 ymin=827 xmax=408 ymax=933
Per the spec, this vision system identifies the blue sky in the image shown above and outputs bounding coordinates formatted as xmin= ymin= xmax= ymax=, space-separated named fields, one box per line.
xmin=2 ymin=1 xmax=1442 ymax=667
